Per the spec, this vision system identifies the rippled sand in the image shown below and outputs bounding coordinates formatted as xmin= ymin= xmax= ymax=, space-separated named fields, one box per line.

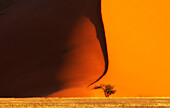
xmin=0 ymin=97 xmax=170 ymax=107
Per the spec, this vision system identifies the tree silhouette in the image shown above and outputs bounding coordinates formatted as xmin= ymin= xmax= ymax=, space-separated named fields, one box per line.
xmin=93 ymin=84 xmax=116 ymax=97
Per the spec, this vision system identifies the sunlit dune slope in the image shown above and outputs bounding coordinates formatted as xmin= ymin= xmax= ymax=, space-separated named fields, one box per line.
xmin=99 ymin=0 xmax=170 ymax=97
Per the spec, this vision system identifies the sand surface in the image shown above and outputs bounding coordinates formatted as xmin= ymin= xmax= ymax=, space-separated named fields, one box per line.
xmin=0 ymin=97 xmax=170 ymax=107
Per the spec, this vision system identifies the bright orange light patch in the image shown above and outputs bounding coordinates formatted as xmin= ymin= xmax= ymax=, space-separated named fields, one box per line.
xmin=99 ymin=0 xmax=170 ymax=97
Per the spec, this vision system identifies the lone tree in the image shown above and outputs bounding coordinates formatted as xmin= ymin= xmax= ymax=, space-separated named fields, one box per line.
xmin=93 ymin=84 xmax=116 ymax=97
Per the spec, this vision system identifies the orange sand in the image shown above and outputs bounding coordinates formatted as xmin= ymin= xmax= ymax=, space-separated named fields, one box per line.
xmin=49 ymin=0 xmax=170 ymax=97
xmin=100 ymin=0 xmax=170 ymax=97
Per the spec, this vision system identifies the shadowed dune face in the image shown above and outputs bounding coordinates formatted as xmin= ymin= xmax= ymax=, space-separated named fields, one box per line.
xmin=0 ymin=0 xmax=108 ymax=97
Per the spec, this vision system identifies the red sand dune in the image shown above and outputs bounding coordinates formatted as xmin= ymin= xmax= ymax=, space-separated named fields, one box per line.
xmin=0 ymin=0 xmax=107 ymax=97
xmin=101 ymin=0 xmax=170 ymax=97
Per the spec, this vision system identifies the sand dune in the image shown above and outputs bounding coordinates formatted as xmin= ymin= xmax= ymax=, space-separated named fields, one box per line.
xmin=0 ymin=0 xmax=108 ymax=97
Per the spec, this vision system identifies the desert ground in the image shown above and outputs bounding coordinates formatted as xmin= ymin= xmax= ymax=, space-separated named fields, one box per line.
xmin=0 ymin=97 xmax=170 ymax=108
